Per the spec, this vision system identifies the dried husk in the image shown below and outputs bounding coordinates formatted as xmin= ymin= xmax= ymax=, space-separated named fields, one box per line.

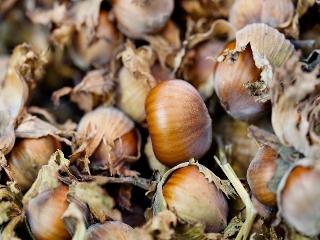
xmin=72 ymin=107 xmax=140 ymax=175
xmin=116 ymin=42 xmax=157 ymax=123
xmin=53 ymin=69 xmax=115 ymax=112
xmin=68 ymin=181 xmax=121 ymax=223
xmin=181 ymin=19 xmax=235 ymax=99
xmin=218 ymin=23 xmax=294 ymax=103
xmin=0 ymin=184 xmax=22 ymax=226
xmin=69 ymin=10 xmax=122 ymax=69
xmin=0 ymin=44 xmax=46 ymax=154
xmin=230 ymin=0 xmax=294 ymax=30
xmin=153 ymin=161 xmax=235 ymax=235
xmin=277 ymin=159 xmax=320 ymax=236
xmin=142 ymin=20 xmax=181 ymax=70
xmin=271 ymin=53 xmax=320 ymax=159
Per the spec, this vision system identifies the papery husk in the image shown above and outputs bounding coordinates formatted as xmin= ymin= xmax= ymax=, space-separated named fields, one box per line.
xmin=22 ymin=150 xmax=70 ymax=204
xmin=142 ymin=20 xmax=181 ymax=69
xmin=117 ymin=42 xmax=156 ymax=123
xmin=214 ymin=116 xmax=258 ymax=179
xmin=68 ymin=181 xmax=121 ymax=223
xmin=72 ymin=107 xmax=140 ymax=175
xmin=53 ymin=69 xmax=115 ymax=112
xmin=180 ymin=0 xmax=234 ymax=19
xmin=15 ymin=114 xmax=72 ymax=146
xmin=235 ymin=23 xmax=294 ymax=69
xmin=144 ymin=137 xmax=168 ymax=176
xmin=181 ymin=19 xmax=235 ymax=99
xmin=0 ymin=44 xmax=46 ymax=154
xmin=220 ymin=23 xmax=294 ymax=102
xmin=69 ymin=10 xmax=122 ymax=69
xmin=153 ymin=161 xmax=235 ymax=236
xmin=276 ymin=158 xmax=320 ymax=236
xmin=271 ymin=53 xmax=320 ymax=159
xmin=229 ymin=0 xmax=294 ymax=30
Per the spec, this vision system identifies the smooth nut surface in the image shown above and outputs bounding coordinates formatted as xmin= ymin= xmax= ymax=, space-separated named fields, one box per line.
xmin=146 ymin=79 xmax=212 ymax=166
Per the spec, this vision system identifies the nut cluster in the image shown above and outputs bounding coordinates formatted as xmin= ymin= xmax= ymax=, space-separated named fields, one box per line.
xmin=0 ymin=0 xmax=319 ymax=240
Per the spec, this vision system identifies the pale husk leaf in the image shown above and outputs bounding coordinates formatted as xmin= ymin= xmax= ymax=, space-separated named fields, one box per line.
xmin=68 ymin=181 xmax=121 ymax=223
xmin=0 ymin=44 xmax=46 ymax=154
xmin=53 ymin=69 xmax=115 ymax=112
xmin=271 ymin=53 xmax=320 ymax=159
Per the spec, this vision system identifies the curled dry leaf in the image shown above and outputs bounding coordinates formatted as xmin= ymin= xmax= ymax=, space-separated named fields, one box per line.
xmin=68 ymin=181 xmax=121 ymax=223
xmin=117 ymin=42 xmax=156 ymax=123
xmin=53 ymin=69 xmax=115 ymax=112
xmin=0 ymin=44 xmax=46 ymax=154
xmin=230 ymin=0 xmax=294 ymax=30
xmin=15 ymin=114 xmax=72 ymax=145
xmin=271 ymin=53 xmax=320 ymax=159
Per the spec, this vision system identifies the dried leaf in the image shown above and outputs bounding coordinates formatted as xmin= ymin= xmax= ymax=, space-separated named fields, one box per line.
xmin=118 ymin=41 xmax=156 ymax=87
xmin=0 ymin=44 xmax=46 ymax=154
xmin=68 ymin=181 xmax=121 ymax=222
xmin=15 ymin=114 xmax=72 ymax=145
xmin=53 ymin=69 xmax=115 ymax=112
xmin=0 ymin=185 xmax=22 ymax=225
xmin=271 ymin=53 xmax=320 ymax=159
xmin=22 ymin=150 xmax=70 ymax=204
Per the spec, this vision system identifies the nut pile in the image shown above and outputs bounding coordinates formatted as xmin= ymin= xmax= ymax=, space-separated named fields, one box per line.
xmin=0 ymin=0 xmax=319 ymax=239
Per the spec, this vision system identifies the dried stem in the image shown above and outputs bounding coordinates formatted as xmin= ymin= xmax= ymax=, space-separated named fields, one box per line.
xmin=93 ymin=175 xmax=155 ymax=191
xmin=215 ymin=146 xmax=257 ymax=240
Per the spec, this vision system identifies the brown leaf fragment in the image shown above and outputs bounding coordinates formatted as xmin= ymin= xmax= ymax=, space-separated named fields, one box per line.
xmin=53 ymin=69 xmax=115 ymax=112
